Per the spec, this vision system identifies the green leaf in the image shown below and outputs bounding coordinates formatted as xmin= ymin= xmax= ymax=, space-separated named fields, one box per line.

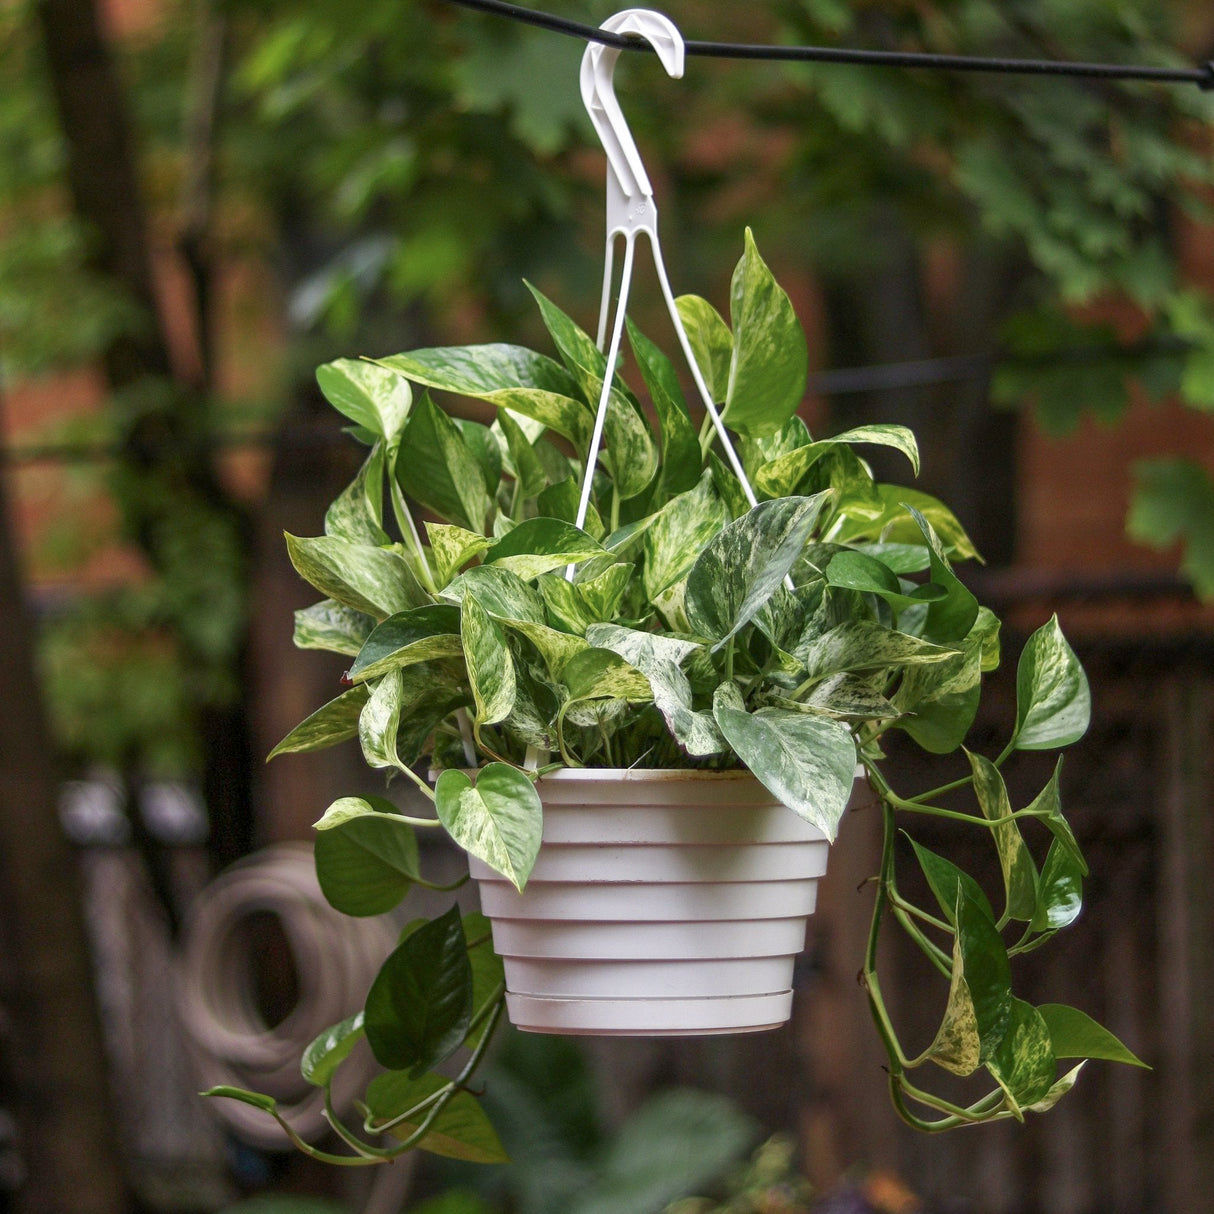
xmin=642 ymin=470 xmax=729 ymax=600
xmin=444 ymin=564 xmax=546 ymax=625
xmin=349 ymin=605 xmax=463 ymax=682
xmin=375 ymin=345 xmax=592 ymax=447
xmin=463 ymin=911 xmax=504 ymax=1049
xmin=798 ymin=621 xmax=956 ymax=683
xmin=461 ymin=594 xmax=515 ymax=726
xmin=535 ymin=477 xmax=604 ymax=539
xmin=1037 ymin=1004 xmax=1147 ymax=1067
xmin=301 ymin=1011 xmax=365 ymax=1088
xmin=1027 ymin=1063 xmax=1086 ymax=1113
xmin=313 ymin=795 xmax=421 ymax=916
xmin=1030 ymin=839 xmax=1084 ymax=932
xmin=722 ymin=229 xmax=807 ymax=439
xmin=987 ymin=998 xmax=1057 ymax=1116
xmin=834 ymin=485 xmax=980 ymax=561
xmin=712 ymin=683 xmax=855 ymax=840
xmin=1014 ymin=616 xmax=1091 ymax=750
xmin=484 ymin=517 xmax=605 ymax=580
xmin=453 ymin=417 xmax=502 ymax=497
xmin=268 ymin=685 xmax=370 ymax=759
xmin=798 ymin=674 xmax=900 ymax=723
xmin=560 ymin=647 xmax=653 ymax=705
xmin=317 ymin=358 xmax=412 ymax=442
xmin=1128 ymin=457 xmax=1214 ymax=598
xmin=587 ymin=624 xmax=724 ymax=756
xmin=922 ymin=889 xmax=1012 ymax=1075
xmin=293 ymin=599 xmax=375 ymax=657
xmin=904 ymin=506 xmax=980 ymax=643
xmin=824 ymin=549 xmax=947 ymax=611
xmin=969 ymin=752 xmax=1038 ymax=923
xmin=359 ymin=670 xmax=407 ymax=772
xmin=756 ymin=426 xmax=920 ymax=497
xmin=497 ymin=408 xmax=548 ymax=500
xmin=910 ymin=838 xmax=995 ymax=926
xmin=435 ymin=764 xmax=543 ymax=891
xmin=425 ymin=523 xmax=491 ymax=590
xmin=201 ymin=1086 xmax=278 ymax=1115
xmin=675 ymin=294 xmax=733 ymax=403
xmin=285 ymin=534 xmax=429 ymax=619
xmin=893 ymin=608 xmax=999 ymax=753
xmin=1025 ymin=760 xmax=1087 ymax=875
xmin=686 ymin=495 xmax=831 ymax=647
xmin=364 ymin=905 xmax=473 ymax=1075
xmin=364 ymin=1070 xmax=509 ymax=1163
xmin=601 ymin=391 xmax=659 ymax=501
xmin=397 ymin=394 xmax=492 ymax=533
xmin=325 ymin=446 xmax=388 ymax=546
xmin=626 ymin=318 xmax=701 ymax=495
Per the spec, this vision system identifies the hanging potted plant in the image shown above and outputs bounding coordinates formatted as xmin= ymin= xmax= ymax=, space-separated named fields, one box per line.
xmin=206 ymin=232 xmax=1143 ymax=1165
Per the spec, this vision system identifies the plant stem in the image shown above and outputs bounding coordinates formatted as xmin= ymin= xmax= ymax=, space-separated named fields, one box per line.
xmin=389 ymin=468 xmax=437 ymax=595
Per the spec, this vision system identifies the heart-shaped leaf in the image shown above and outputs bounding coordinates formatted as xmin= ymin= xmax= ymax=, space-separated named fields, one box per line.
xmin=675 ymin=294 xmax=733 ymax=403
xmin=325 ymin=446 xmax=388 ymax=546
xmin=313 ymin=795 xmax=421 ymax=916
xmin=292 ymin=599 xmax=375 ymax=657
xmin=627 ymin=318 xmax=701 ymax=495
xmin=364 ymin=904 xmax=472 ymax=1075
xmin=484 ymin=517 xmax=605 ymax=580
xmin=986 ymin=998 xmax=1057 ymax=1117
xmin=643 ymin=470 xmax=729 ymax=600
xmin=435 ymin=764 xmax=543 ymax=891
xmin=712 ymin=683 xmax=856 ymax=840
xmin=686 ymin=495 xmax=831 ymax=647
xmin=969 ymin=752 xmax=1039 ymax=923
xmin=721 ymin=229 xmax=807 ymax=439
xmin=317 ymin=358 xmax=412 ymax=442
xmin=285 ymin=534 xmax=428 ymax=619
xmin=461 ymin=595 xmax=515 ymax=726
xmin=1014 ymin=616 xmax=1091 ymax=750
xmin=397 ymin=394 xmax=492 ymax=533
xmin=301 ymin=1011 xmax=365 ymax=1088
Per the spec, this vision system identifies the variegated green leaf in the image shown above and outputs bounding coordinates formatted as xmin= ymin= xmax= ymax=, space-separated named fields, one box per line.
xmin=800 ymin=673 xmax=900 ymax=722
xmin=501 ymin=618 xmax=588 ymax=680
xmin=919 ymin=889 xmax=1012 ymax=1075
xmin=969 ymin=751 xmax=1039 ymax=923
xmin=377 ymin=343 xmax=579 ymax=398
xmin=756 ymin=426 xmax=919 ymax=496
xmin=359 ymin=670 xmax=407 ymax=772
xmin=425 ymin=522 xmax=490 ymax=589
xmin=1027 ymin=1063 xmax=1086 ymax=1113
xmin=643 ymin=470 xmax=729 ymax=600
xmin=987 ymin=998 xmax=1057 ymax=1117
xmin=444 ymin=564 xmax=546 ymax=625
xmin=536 ymin=476 xmax=604 ymax=538
xmin=686 ymin=495 xmax=831 ymax=647
xmin=268 ymin=685 xmax=370 ymax=759
xmin=1024 ymin=759 xmax=1087 ymax=874
xmin=301 ymin=1011 xmax=364 ymax=1088
xmin=285 ymin=534 xmax=429 ymax=619
xmin=484 ymin=517 xmax=605 ymax=580
xmin=497 ymin=407 xmax=548 ymax=500
xmin=452 ymin=417 xmax=502 ymax=496
xmin=397 ymin=394 xmax=492 ymax=533
xmin=712 ymin=683 xmax=856 ymax=840
xmin=292 ymin=599 xmax=374 ymax=656
xmin=325 ymin=446 xmax=388 ymax=546
xmin=721 ymin=229 xmax=807 ymax=439
xmin=461 ymin=595 xmax=515 ymax=726
xmin=834 ymin=485 xmax=981 ymax=561
xmin=560 ymin=647 xmax=653 ymax=705
xmin=602 ymin=392 xmax=659 ymax=500
xmin=626 ymin=317 xmax=701 ymax=495
xmin=435 ymin=764 xmax=543 ymax=891
xmin=798 ymin=621 xmax=956 ymax=684
xmin=675 ymin=294 xmax=733 ymax=403
xmin=905 ymin=506 xmax=980 ymax=643
xmin=894 ymin=607 xmax=999 ymax=753
xmin=1029 ymin=840 xmax=1084 ymax=932
xmin=316 ymin=358 xmax=412 ymax=442
xmin=910 ymin=838 xmax=996 ymax=926
xmin=1014 ymin=616 xmax=1091 ymax=750
xmin=348 ymin=605 xmax=463 ymax=682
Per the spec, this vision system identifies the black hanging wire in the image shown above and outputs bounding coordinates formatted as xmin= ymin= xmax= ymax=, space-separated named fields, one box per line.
xmin=441 ymin=0 xmax=1214 ymax=90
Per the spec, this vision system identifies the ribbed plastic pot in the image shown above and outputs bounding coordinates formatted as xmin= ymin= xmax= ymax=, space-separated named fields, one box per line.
xmin=467 ymin=768 xmax=832 ymax=1037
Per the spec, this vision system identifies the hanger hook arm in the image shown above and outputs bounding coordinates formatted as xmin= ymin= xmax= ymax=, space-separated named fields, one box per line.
xmin=580 ymin=9 xmax=684 ymax=238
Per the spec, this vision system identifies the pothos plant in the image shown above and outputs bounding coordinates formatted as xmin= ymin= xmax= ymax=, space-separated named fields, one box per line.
xmin=206 ymin=231 xmax=1144 ymax=1164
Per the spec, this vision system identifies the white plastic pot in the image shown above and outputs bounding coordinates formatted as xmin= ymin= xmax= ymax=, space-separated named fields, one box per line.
xmin=467 ymin=768 xmax=832 ymax=1037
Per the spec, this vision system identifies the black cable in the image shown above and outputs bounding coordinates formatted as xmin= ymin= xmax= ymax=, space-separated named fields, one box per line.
xmin=441 ymin=0 xmax=1214 ymax=90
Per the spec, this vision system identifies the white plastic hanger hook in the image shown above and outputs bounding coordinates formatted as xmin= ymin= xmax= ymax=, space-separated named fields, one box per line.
xmin=580 ymin=9 xmax=684 ymax=242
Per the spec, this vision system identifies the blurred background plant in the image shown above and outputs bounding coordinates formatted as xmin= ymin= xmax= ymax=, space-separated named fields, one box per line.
xmin=2 ymin=0 xmax=1214 ymax=1211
